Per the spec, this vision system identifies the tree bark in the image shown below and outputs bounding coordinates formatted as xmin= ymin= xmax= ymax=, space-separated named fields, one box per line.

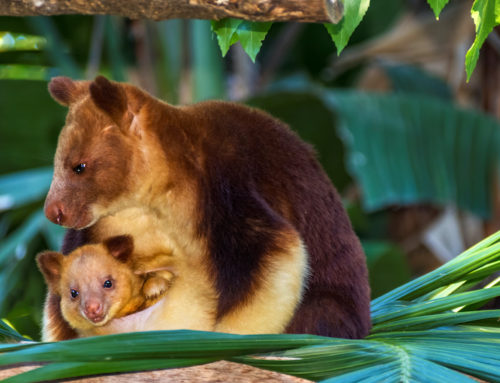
xmin=1 ymin=0 xmax=343 ymax=23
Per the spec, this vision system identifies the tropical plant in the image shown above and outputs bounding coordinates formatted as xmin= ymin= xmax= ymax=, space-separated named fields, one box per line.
xmin=249 ymin=75 xmax=500 ymax=220
xmin=1 ymin=6 xmax=499 ymax=381
xmin=0 ymin=230 xmax=499 ymax=382
xmin=211 ymin=0 xmax=500 ymax=80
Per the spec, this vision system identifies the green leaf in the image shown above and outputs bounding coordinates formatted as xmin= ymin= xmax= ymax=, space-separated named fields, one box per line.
xmin=0 ymin=210 xmax=46 ymax=267
xmin=371 ymin=310 xmax=500 ymax=333
xmin=0 ymin=168 xmax=53 ymax=211
xmin=191 ymin=20 xmax=225 ymax=102
xmin=372 ymin=287 xmax=500 ymax=325
xmin=380 ymin=62 xmax=452 ymax=100
xmin=27 ymin=17 xmax=82 ymax=79
xmin=104 ymin=16 xmax=126 ymax=82
xmin=0 ymin=32 xmax=46 ymax=52
xmin=426 ymin=0 xmax=450 ymax=19
xmin=211 ymin=19 xmax=271 ymax=62
xmin=465 ymin=0 xmax=499 ymax=81
xmin=211 ymin=18 xmax=243 ymax=56
xmin=323 ymin=91 xmax=500 ymax=218
xmin=0 ymin=319 xmax=29 ymax=342
xmin=156 ymin=19 xmax=183 ymax=103
xmin=324 ymin=0 xmax=370 ymax=54
xmin=0 ymin=65 xmax=50 ymax=81
xmin=236 ymin=21 xmax=272 ymax=62
xmin=371 ymin=231 xmax=500 ymax=309
xmin=41 ymin=221 xmax=65 ymax=251
xmin=363 ymin=240 xmax=411 ymax=298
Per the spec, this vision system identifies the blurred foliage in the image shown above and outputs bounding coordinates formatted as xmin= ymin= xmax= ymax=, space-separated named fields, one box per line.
xmin=363 ymin=240 xmax=411 ymax=298
xmin=380 ymin=61 xmax=453 ymax=99
xmin=0 ymin=32 xmax=45 ymax=52
xmin=247 ymin=91 xmax=351 ymax=192
xmin=0 ymin=81 xmax=63 ymax=174
xmin=329 ymin=91 xmax=500 ymax=218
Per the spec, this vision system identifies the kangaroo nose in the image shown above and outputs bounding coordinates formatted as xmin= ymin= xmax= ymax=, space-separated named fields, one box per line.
xmin=84 ymin=300 xmax=103 ymax=322
xmin=44 ymin=201 xmax=64 ymax=225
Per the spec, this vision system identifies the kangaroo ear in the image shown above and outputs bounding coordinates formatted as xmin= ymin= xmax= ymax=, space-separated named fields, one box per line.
xmin=36 ymin=251 xmax=64 ymax=288
xmin=89 ymin=76 xmax=129 ymax=127
xmin=48 ymin=77 xmax=80 ymax=106
xmin=103 ymin=235 xmax=134 ymax=263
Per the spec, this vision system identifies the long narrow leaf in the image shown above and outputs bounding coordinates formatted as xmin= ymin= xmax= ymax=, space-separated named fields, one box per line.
xmin=372 ymin=287 xmax=500 ymax=324
xmin=0 ymin=319 xmax=29 ymax=342
xmin=0 ymin=210 xmax=45 ymax=266
xmin=0 ymin=168 xmax=53 ymax=212
xmin=371 ymin=231 xmax=500 ymax=308
xmin=0 ymin=331 xmax=331 ymax=366
xmin=27 ymin=17 xmax=82 ymax=78
xmin=371 ymin=310 xmax=500 ymax=333
xmin=324 ymin=91 xmax=500 ymax=219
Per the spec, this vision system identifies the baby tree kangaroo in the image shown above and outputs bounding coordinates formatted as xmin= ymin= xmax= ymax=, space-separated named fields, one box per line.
xmin=37 ymin=235 xmax=173 ymax=337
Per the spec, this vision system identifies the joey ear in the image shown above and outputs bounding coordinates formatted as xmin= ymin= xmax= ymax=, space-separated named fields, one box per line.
xmin=48 ymin=77 xmax=79 ymax=106
xmin=103 ymin=235 xmax=134 ymax=263
xmin=36 ymin=251 xmax=64 ymax=288
xmin=89 ymin=76 xmax=128 ymax=127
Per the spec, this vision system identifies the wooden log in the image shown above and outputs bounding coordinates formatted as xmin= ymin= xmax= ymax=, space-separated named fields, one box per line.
xmin=0 ymin=360 xmax=312 ymax=382
xmin=1 ymin=0 xmax=343 ymax=23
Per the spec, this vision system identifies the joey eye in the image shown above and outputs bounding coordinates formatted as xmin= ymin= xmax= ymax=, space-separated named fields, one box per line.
xmin=103 ymin=280 xmax=113 ymax=288
xmin=73 ymin=163 xmax=86 ymax=174
xmin=70 ymin=289 xmax=79 ymax=299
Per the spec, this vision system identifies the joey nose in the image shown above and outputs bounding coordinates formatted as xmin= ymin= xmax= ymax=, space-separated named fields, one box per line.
xmin=84 ymin=301 xmax=103 ymax=322
xmin=45 ymin=201 xmax=65 ymax=226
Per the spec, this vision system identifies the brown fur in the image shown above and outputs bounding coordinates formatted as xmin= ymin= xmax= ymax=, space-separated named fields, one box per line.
xmin=37 ymin=235 xmax=173 ymax=339
xmin=43 ymin=76 xmax=370 ymax=340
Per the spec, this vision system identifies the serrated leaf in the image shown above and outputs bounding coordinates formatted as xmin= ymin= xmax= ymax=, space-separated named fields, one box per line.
xmin=211 ymin=18 xmax=243 ymax=57
xmin=465 ymin=0 xmax=498 ymax=81
xmin=426 ymin=0 xmax=450 ymax=19
xmin=324 ymin=0 xmax=370 ymax=55
xmin=236 ymin=21 xmax=272 ymax=62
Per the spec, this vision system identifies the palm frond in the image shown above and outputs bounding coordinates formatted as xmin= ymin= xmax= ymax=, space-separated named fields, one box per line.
xmin=1 ymin=232 xmax=499 ymax=382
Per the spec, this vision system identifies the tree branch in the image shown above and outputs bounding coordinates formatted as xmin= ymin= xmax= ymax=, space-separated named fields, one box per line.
xmin=1 ymin=0 xmax=343 ymax=23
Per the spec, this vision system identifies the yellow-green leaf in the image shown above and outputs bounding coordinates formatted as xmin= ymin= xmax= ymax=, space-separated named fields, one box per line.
xmin=426 ymin=0 xmax=451 ymax=19
xmin=0 ymin=32 xmax=46 ymax=52
xmin=210 ymin=18 xmax=243 ymax=57
xmin=324 ymin=0 xmax=370 ymax=55
xmin=465 ymin=0 xmax=498 ymax=81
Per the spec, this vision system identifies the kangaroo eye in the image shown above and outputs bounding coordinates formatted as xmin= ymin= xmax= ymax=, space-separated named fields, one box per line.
xmin=103 ymin=280 xmax=113 ymax=288
xmin=70 ymin=289 xmax=79 ymax=298
xmin=73 ymin=163 xmax=86 ymax=174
